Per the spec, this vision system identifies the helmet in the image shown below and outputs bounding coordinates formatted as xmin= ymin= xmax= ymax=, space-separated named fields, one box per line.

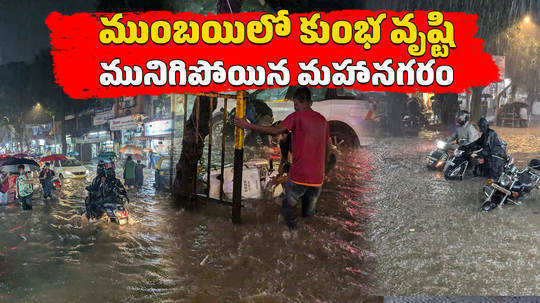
xmin=477 ymin=117 xmax=489 ymax=133
xmin=456 ymin=110 xmax=470 ymax=126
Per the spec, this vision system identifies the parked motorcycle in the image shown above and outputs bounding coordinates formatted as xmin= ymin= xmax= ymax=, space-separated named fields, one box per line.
xmin=426 ymin=140 xmax=455 ymax=170
xmin=481 ymin=159 xmax=540 ymax=211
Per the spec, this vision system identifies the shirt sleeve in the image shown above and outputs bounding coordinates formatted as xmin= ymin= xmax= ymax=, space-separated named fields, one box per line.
xmin=281 ymin=112 xmax=297 ymax=132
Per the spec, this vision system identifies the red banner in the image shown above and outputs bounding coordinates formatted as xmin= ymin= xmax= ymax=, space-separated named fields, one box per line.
xmin=45 ymin=10 xmax=499 ymax=99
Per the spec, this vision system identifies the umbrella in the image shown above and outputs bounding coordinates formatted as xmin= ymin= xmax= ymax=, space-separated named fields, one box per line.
xmin=0 ymin=155 xmax=14 ymax=166
xmin=0 ymin=158 xmax=40 ymax=173
xmin=41 ymin=154 xmax=67 ymax=162
xmin=119 ymin=145 xmax=143 ymax=155
xmin=12 ymin=153 xmax=29 ymax=158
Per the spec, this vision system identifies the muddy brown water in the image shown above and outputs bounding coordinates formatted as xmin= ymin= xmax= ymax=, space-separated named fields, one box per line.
xmin=369 ymin=126 xmax=539 ymax=295
xmin=0 ymin=151 xmax=375 ymax=302
xmin=1 ymin=126 xmax=537 ymax=301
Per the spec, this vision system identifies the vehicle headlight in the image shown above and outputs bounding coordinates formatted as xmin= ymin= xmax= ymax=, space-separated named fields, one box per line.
xmin=64 ymin=171 xmax=73 ymax=176
xmin=436 ymin=140 xmax=446 ymax=149
xmin=499 ymin=174 xmax=512 ymax=187
xmin=85 ymin=170 xmax=89 ymax=175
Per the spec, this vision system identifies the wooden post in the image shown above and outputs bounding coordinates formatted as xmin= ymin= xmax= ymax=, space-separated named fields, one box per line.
xmin=232 ymin=91 xmax=245 ymax=224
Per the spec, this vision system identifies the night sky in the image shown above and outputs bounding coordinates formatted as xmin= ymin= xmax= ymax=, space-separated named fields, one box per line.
xmin=0 ymin=0 xmax=95 ymax=64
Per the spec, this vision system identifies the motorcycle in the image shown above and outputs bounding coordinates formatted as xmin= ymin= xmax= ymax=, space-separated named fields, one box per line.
xmin=83 ymin=187 xmax=130 ymax=225
xmin=443 ymin=147 xmax=483 ymax=180
xmin=426 ymin=140 xmax=455 ymax=170
xmin=444 ymin=140 xmax=511 ymax=180
xmin=481 ymin=159 xmax=540 ymax=211
xmin=101 ymin=196 xmax=130 ymax=225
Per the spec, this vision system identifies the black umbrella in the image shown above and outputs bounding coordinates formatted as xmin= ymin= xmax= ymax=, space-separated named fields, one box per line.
xmin=0 ymin=157 xmax=40 ymax=173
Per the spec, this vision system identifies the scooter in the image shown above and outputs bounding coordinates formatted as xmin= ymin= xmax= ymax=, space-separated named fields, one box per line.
xmin=101 ymin=196 xmax=130 ymax=225
xmin=481 ymin=159 xmax=540 ymax=211
xmin=83 ymin=195 xmax=130 ymax=225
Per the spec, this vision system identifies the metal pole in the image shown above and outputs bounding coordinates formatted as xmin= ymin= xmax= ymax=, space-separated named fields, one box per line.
xmin=206 ymin=97 xmax=214 ymax=201
xmin=220 ymin=98 xmax=227 ymax=202
xmin=232 ymin=91 xmax=245 ymax=224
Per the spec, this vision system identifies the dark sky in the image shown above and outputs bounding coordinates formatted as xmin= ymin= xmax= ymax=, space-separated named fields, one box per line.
xmin=0 ymin=0 xmax=96 ymax=64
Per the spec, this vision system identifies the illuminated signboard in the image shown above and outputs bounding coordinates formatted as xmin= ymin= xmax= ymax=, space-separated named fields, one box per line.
xmin=145 ymin=120 xmax=172 ymax=136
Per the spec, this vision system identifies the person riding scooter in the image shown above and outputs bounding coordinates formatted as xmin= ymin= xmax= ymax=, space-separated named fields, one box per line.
xmin=464 ymin=118 xmax=507 ymax=179
xmin=84 ymin=162 xmax=128 ymax=220
xmin=444 ymin=110 xmax=479 ymax=147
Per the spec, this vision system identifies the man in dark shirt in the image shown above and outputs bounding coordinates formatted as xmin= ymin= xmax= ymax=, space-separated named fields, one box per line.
xmin=236 ymin=87 xmax=331 ymax=229
xmin=466 ymin=118 xmax=507 ymax=179
xmin=39 ymin=162 xmax=55 ymax=200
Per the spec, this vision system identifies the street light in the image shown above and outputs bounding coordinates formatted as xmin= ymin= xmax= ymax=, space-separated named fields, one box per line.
xmin=33 ymin=101 xmax=58 ymax=154
xmin=524 ymin=16 xmax=531 ymax=23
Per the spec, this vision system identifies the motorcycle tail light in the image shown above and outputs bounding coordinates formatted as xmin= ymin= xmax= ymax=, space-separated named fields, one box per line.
xmin=487 ymin=179 xmax=493 ymax=185
xmin=512 ymin=192 xmax=519 ymax=198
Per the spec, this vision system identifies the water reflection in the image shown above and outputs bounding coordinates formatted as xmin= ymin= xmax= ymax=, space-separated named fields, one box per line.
xmin=1 ymin=150 xmax=375 ymax=301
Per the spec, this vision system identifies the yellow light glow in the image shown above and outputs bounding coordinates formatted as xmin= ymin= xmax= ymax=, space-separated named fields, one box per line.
xmin=524 ymin=16 xmax=531 ymax=23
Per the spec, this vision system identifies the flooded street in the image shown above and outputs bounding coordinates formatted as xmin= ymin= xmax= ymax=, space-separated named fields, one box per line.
xmin=369 ymin=126 xmax=539 ymax=295
xmin=1 ymin=152 xmax=375 ymax=302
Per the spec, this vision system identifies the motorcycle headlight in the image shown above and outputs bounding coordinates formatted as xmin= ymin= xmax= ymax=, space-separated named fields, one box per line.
xmin=436 ymin=140 xmax=446 ymax=149
xmin=499 ymin=174 xmax=512 ymax=187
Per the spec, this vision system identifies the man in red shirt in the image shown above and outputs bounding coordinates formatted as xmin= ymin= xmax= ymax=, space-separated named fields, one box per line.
xmin=236 ymin=87 xmax=331 ymax=229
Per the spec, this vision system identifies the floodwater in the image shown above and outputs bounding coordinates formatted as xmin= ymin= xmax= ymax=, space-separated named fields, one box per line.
xmin=369 ymin=125 xmax=539 ymax=295
xmin=2 ymin=126 xmax=536 ymax=301
xmin=0 ymin=152 xmax=375 ymax=301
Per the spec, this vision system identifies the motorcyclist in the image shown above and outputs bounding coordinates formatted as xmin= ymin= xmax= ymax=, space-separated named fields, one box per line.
xmin=444 ymin=110 xmax=479 ymax=147
xmin=465 ymin=118 xmax=507 ymax=179
xmin=84 ymin=162 xmax=128 ymax=220
xmin=101 ymin=166 xmax=128 ymax=203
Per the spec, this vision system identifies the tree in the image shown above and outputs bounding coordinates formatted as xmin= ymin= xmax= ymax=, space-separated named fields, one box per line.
xmin=0 ymin=61 xmax=32 ymax=151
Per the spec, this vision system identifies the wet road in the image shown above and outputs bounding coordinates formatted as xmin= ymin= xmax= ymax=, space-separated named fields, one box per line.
xmin=369 ymin=126 xmax=539 ymax=295
xmin=0 ymin=153 xmax=374 ymax=302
